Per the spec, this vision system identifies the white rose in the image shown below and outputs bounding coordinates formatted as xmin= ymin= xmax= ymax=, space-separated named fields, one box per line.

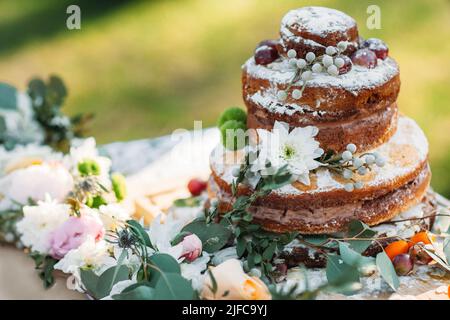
xmin=202 ymin=259 xmax=271 ymax=300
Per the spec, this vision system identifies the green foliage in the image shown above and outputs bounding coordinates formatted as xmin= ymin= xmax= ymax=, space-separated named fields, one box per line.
xmin=113 ymin=284 xmax=155 ymax=300
xmin=219 ymin=119 xmax=247 ymax=151
xmin=173 ymin=196 xmax=202 ymax=208
xmin=27 ymin=75 xmax=91 ymax=152
xmin=80 ymin=265 xmax=130 ymax=299
xmin=127 ymin=219 xmax=152 ymax=249
xmin=345 ymin=220 xmax=377 ymax=253
xmin=376 ymin=251 xmax=400 ymax=291
xmin=217 ymin=107 xmax=247 ymax=127
xmin=0 ymin=83 xmax=17 ymax=110
xmin=111 ymin=253 xmax=195 ymax=300
xmin=29 ymin=252 xmax=58 ymax=289
xmin=111 ymin=173 xmax=127 ymax=201
xmin=325 ymin=254 xmax=361 ymax=295
xmin=147 ymin=253 xmax=181 ymax=286
xmin=77 ymin=159 xmax=101 ymax=176
xmin=444 ymin=237 xmax=450 ymax=265
xmin=182 ymin=218 xmax=231 ymax=253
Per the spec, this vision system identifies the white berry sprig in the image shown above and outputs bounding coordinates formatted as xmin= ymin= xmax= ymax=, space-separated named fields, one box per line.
xmin=317 ymin=143 xmax=386 ymax=192
xmin=277 ymin=41 xmax=351 ymax=102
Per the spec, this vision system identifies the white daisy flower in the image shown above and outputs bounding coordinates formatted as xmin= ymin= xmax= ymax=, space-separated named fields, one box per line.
xmin=252 ymin=121 xmax=322 ymax=185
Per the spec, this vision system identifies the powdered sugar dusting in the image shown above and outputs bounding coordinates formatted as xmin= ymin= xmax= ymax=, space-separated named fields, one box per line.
xmin=210 ymin=116 xmax=429 ymax=195
xmin=281 ymin=7 xmax=356 ymax=38
xmin=244 ymin=56 xmax=399 ymax=94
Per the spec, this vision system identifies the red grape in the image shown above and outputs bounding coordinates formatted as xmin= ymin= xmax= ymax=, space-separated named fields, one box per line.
xmin=362 ymin=38 xmax=389 ymax=60
xmin=351 ymin=48 xmax=378 ymax=69
xmin=393 ymin=254 xmax=413 ymax=276
xmin=254 ymin=39 xmax=279 ymax=65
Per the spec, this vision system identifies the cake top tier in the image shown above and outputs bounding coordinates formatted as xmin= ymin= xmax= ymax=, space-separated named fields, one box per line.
xmin=279 ymin=6 xmax=359 ymax=57
xmin=281 ymin=6 xmax=357 ymax=42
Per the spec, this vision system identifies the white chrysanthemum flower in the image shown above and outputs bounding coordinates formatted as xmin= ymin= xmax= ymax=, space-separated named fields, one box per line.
xmin=98 ymin=204 xmax=131 ymax=232
xmin=54 ymin=237 xmax=116 ymax=292
xmin=16 ymin=196 xmax=71 ymax=253
xmin=148 ymin=215 xmax=184 ymax=261
xmin=252 ymin=121 xmax=322 ymax=185
xmin=0 ymin=162 xmax=73 ymax=205
xmin=180 ymin=253 xmax=210 ymax=292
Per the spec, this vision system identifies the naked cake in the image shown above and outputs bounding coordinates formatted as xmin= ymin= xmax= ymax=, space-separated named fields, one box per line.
xmin=208 ymin=6 xmax=432 ymax=234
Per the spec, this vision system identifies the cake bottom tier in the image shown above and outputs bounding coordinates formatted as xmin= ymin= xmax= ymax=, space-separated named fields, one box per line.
xmin=209 ymin=162 xmax=430 ymax=234
xmin=208 ymin=116 xmax=431 ymax=234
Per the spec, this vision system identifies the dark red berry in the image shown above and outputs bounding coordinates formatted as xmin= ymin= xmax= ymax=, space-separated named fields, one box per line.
xmin=392 ymin=254 xmax=413 ymax=276
xmin=187 ymin=179 xmax=207 ymax=196
xmin=337 ymin=55 xmax=352 ymax=74
xmin=362 ymin=38 xmax=389 ymax=60
xmin=409 ymin=244 xmax=433 ymax=265
xmin=351 ymin=48 xmax=378 ymax=69
xmin=254 ymin=39 xmax=279 ymax=65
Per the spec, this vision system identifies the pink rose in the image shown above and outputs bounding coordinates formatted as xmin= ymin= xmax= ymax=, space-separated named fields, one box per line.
xmin=48 ymin=215 xmax=104 ymax=259
xmin=180 ymin=234 xmax=202 ymax=262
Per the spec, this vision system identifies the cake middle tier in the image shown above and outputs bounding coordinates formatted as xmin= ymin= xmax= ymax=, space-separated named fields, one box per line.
xmin=242 ymin=56 xmax=401 ymax=152
xmin=209 ymin=116 xmax=430 ymax=234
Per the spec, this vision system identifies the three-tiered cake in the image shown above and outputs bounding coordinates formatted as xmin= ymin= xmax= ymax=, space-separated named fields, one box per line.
xmin=208 ymin=7 xmax=431 ymax=234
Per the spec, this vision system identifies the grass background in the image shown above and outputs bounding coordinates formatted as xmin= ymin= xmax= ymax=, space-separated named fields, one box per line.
xmin=0 ymin=0 xmax=449 ymax=196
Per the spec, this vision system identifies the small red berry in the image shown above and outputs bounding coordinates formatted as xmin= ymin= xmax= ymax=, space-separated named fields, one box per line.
xmin=187 ymin=178 xmax=207 ymax=196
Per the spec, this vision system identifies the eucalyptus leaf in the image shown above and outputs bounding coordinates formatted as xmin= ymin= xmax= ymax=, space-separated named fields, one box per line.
xmin=338 ymin=242 xmax=374 ymax=269
xmin=154 ymin=273 xmax=196 ymax=300
xmin=443 ymin=237 xmax=450 ymax=265
xmin=148 ymin=253 xmax=181 ymax=286
xmin=326 ymin=254 xmax=360 ymax=285
xmin=376 ymin=251 xmax=399 ymax=291
xmin=0 ymin=83 xmax=17 ymax=110
xmin=182 ymin=219 xmax=231 ymax=252
xmin=95 ymin=265 xmax=129 ymax=299
xmin=325 ymin=254 xmax=360 ymax=295
xmin=346 ymin=220 xmax=376 ymax=253
xmin=422 ymin=246 xmax=450 ymax=272
xmin=112 ymin=284 xmax=155 ymax=300
xmin=80 ymin=269 xmax=99 ymax=297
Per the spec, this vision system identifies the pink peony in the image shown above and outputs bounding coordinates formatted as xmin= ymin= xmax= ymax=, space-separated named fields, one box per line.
xmin=180 ymin=234 xmax=202 ymax=262
xmin=48 ymin=214 xmax=104 ymax=259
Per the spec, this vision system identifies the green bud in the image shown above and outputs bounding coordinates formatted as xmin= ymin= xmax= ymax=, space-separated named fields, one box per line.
xmin=91 ymin=195 xmax=107 ymax=208
xmin=78 ymin=159 xmax=101 ymax=176
xmin=220 ymin=120 xmax=247 ymax=151
xmin=111 ymin=173 xmax=127 ymax=202
xmin=217 ymin=107 xmax=247 ymax=127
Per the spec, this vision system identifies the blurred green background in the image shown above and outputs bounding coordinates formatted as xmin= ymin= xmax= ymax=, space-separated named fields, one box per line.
xmin=0 ymin=0 xmax=449 ymax=196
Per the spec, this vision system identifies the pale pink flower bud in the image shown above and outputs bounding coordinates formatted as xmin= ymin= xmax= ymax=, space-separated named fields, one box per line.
xmin=180 ymin=234 xmax=202 ymax=262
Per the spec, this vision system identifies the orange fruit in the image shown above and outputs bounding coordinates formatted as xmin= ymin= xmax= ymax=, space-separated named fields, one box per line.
xmin=385 ymin=240 xmax=409 ymax=261
xmin=409 ymin=231 xmax=432 ymax=248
